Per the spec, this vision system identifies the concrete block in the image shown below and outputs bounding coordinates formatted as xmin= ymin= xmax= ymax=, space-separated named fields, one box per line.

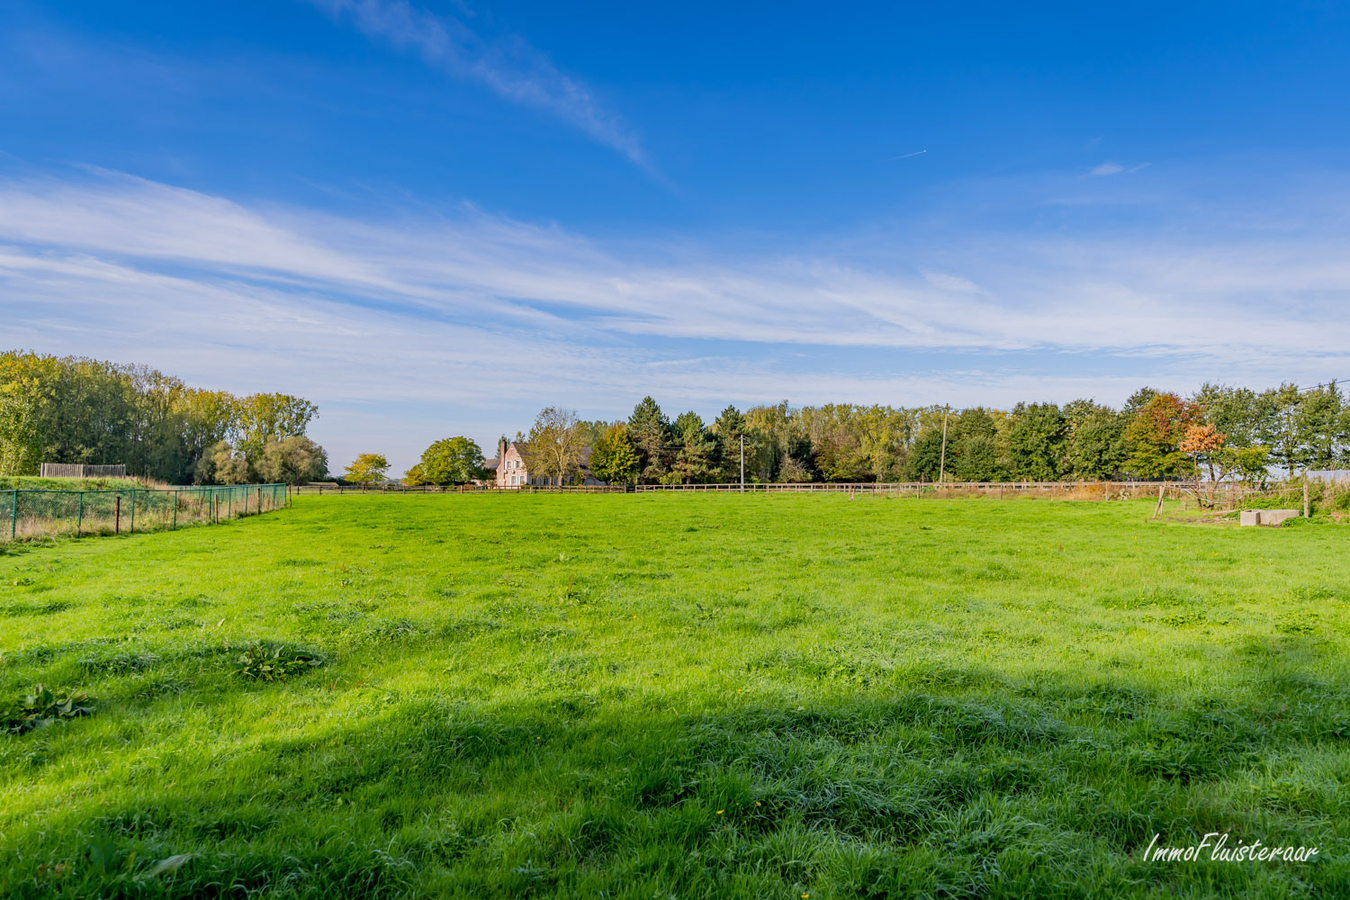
xmin=1240 ymin=510 xmax=1261 ymax=527
xmin=1258 ymin=509 xmax=1301 ymax=526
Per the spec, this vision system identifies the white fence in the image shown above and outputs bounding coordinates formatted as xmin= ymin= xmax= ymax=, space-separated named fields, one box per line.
xmin=39 ymin=463 xmax=128 ymax=478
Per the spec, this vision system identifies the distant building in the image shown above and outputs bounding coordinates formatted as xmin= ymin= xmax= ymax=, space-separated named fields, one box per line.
xmin=482 ymin=438 xmax=603 ymax=487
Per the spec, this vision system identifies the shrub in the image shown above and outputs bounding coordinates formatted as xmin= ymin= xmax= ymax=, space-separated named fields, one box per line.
xmin=234 ymin=642 xmax=325 ymax=682
xmin=2 ymin=684 xmax=95 ymax=734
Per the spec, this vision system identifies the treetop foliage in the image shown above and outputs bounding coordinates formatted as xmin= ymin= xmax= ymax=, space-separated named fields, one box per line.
xmin=545 ymin=384 xmax=1349 ymax=485
xmin=417 ymin=437 xmax=485 ymax=485
xmin=0 ymin=351 xmax=324 ymax=484
xmin=343 ymin=453 xmax=390 ymax=485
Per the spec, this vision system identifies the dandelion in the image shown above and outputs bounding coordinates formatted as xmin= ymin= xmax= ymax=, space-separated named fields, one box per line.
xmin=716 ymin=810 xmax=724 ymax=814
xmin=755 ymin=801 xmax=761 ymax=806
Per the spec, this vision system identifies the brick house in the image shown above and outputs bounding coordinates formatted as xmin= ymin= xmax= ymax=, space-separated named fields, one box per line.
xmin=482 ymin=438 xmax=603 ymax=487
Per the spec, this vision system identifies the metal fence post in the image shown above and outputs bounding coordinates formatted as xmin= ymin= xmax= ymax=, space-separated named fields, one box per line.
xmin=9 ymin=490 xmax=16 ymax=542
xmin=129 ymin=490 xmax=136 ymax=533
xmin=115 ymin=495 xmax=121 ymax=534
xmin=77 ymin=492 xmax=83 ymax=536
xmin=173 ymin=491 xmax=178 ymax=530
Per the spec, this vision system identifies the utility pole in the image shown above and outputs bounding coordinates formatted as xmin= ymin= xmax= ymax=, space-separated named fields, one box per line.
xmin=740 ymin=434 xmax=745 ymax=492
xmin=938 ymin=404 xmax=950 ymax=484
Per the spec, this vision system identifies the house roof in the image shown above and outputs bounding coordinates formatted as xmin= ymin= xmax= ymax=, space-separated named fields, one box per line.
xmin=483 ymin=458 xmax=500 ymax=470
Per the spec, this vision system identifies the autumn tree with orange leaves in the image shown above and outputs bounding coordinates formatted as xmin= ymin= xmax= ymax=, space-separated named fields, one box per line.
xmin=1124 ymin=393 xmax=1201 ymax=479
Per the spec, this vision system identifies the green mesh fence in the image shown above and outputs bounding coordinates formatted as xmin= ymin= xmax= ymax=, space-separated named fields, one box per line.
xmin=2 ymin=484 xmax=287 ymax=543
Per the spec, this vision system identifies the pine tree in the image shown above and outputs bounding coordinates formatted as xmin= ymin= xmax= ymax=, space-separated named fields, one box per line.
xmin=627 ymin=396 xmax=672 ymax=484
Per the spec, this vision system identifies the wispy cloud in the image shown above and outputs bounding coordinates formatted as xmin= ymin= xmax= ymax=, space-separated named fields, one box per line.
xmin=3 ymin=167 xmax=1349 ymax=468
xmin=309 ymin=0 xmax=651 ymax=171
xmin=1089 ymin=161 xmax=1149 ymax=177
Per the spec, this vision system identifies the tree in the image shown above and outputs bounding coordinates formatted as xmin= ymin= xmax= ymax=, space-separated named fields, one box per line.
xmin=1063 ymin=400 xmax=1127 ymax=480
xmin=1125 ymin=393 xmax=1200 ymax=479
xmin=906 ymin=427 xmax=945 ymax=481
xmin=672 ymin=412 xmax=717 ymax=483
xmin=1341 ymin=406 xmax=1350 ymax=466
xmin=1179 ymin=423 xmax=1228 ymax=505
xmin=403 ymin=463 xmax=427 ymax=486
xmin=627 ymin=397 xmax=673 ymax=484
xmin=1007 ymin=402 xmax=1067 ymax=481
xmin=776 ymin=456 xmax=810 ymax=482
xmin=1122 ymin=387 xmax=1160 ymax=418
xmin=0 ymin=351 xmax=318 ymax=482
xmin=577 ymin=419 xmax=613 ymax=449
xmin=419 ymin=437 xmax=485 ymax=484
xmin=521 ymin=407 xmax=585 ymax=486
xmin=236 ymin=393 xmax=319 ymax=463
xmin=1235 ymin=446 xmax=1271 ymax=484
xmin=710 ymin=405 xmax=746 ymax=481
xmin=196 ymin=441 xmax=250 ymax=485
xmin=590 ymin=424 xmax=640 ymax=485
xmin=344 ymin=453 xmax=390 ymax=484
xmin=948 ymin=408 xmax=1002 ymax=482
xmin=1256 ymin=383 xmax=1303 ymax=476
xmin=258 ymin=436 xmax=328 ymax=485
xmin=1297 ymin=382 xmax=1344 ymax=472
xmin=1193 ymin=383 xmax=1261 ymax=447
xmin=744 ymin=401 xmax=812 ymax=482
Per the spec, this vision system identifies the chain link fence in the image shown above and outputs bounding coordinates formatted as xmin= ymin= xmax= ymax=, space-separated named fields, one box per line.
xmin=2 ymin=484 xmax=287 ymax=544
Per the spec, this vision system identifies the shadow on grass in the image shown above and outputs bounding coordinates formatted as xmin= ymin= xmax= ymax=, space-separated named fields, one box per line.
xmin=2 ymin=644 xmax=1347 ymax=899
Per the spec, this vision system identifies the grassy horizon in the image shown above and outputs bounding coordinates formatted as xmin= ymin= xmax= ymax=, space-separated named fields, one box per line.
xmin=1 ymin=494 xmax=1347 ymax=897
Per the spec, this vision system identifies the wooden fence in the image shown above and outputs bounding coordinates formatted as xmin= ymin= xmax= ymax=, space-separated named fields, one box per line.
xmin=288 ymin=480 xmax=1279 ymax=501
xmin=287 ymin=483 xmax=629 ymax=495
xmin=39 ymin=463 xmax=128 ymax=478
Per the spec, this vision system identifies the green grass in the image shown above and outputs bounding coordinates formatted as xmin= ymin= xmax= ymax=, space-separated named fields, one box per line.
xmin=1 ymin=494 xmax=1347 ymax=898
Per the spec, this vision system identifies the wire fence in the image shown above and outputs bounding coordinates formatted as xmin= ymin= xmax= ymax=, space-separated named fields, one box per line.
xmin=2 ymin=484 xmax=288 ymax=544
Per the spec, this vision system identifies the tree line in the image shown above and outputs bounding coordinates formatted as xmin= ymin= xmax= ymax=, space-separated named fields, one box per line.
xmin=513 ymin=383 xmax=1350 ymax=486
xmin=0 ymin=351 xmax=327 ymax=485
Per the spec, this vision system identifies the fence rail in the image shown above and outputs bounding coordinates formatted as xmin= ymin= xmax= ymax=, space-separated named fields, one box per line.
xmin=633 ymin=481 xmax=1284 ymax=502
xmin=287 ymin=483 xmax=629 ymax=495
xmin=287 ymin=480 xmax=1282 ymax=500
xmin=3 ymin=484 xmax=287 ymax=544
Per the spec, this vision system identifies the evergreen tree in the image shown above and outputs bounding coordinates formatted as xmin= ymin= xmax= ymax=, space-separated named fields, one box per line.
xmin=672 ymin=412 xmax=716 ymax=483
xmin=710 ymin=405 xmax=746 ymax=481
xmin=627 ymin=396 xmax=673 ymax=484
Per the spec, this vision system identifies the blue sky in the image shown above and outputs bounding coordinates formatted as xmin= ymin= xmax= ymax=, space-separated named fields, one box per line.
xmin=3 ymin=1 xmax=1350 ymax=472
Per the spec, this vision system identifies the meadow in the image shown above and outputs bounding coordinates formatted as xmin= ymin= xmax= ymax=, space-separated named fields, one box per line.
xmin=0 ymin=493 xmax=1347 ymax=898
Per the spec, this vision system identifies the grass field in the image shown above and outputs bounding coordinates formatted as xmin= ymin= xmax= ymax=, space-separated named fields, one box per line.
xmin=1 ymin=494 xmax=1347 ymax=898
